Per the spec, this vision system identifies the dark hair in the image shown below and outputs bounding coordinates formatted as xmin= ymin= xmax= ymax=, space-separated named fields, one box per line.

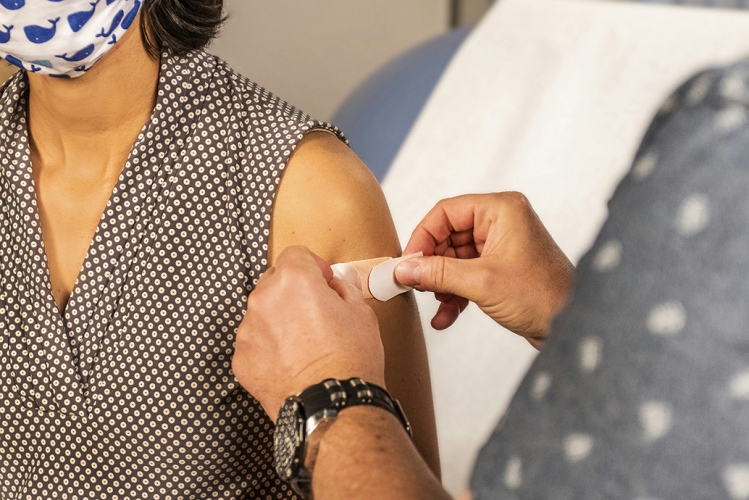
xmin=140 ymin=0 xmax=226 ymax=58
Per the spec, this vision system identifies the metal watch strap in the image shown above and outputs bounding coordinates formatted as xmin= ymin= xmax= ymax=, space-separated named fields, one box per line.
xmin=340 ymin=378 xmax=412 ymax=438
xmin=299 ymin=378 xmax=412 ymax=437
xmin=282 ymin=378 xmax=412 ymax=500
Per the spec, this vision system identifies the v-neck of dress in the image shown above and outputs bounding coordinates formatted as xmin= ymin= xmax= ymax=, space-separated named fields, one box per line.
xmin=27 ymin=114 xmax=148 ymax=374
xmin=32 ymin=134 xmax=143 ymax=328
xmin=0 ymin=53 xmax=211 ymax=413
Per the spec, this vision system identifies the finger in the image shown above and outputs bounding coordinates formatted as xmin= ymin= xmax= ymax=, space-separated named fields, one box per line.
xmin=431 ymin=297 xmax=462 ymax=330
xmin=454 ymin=243 xmax=481 ymax=260
xmin=395 ymin=255 xmax=487 ymax=302
xmin=404 ymin=224 xmax=442 ymax=258
xmin=276 ymin=245 xmax=333 ymax=281
xmin=448 ymin=229 xmax=475 ymax=248
xmin=328 ymin=276 xmax=366 ymax=302
xmin=403 ymin=195 xmax=489 ymax=256
xmin=457 ymin=296 xmax=470 ymax=312
xmin=435 ymin=293 xmax=470 ymax=313
xmin=309 ymin=251 xmax=334 ymax=283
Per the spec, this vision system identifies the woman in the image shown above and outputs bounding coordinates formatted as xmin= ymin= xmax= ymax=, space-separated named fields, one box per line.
xmin=0 ymin=1 xmax=439 ymax=498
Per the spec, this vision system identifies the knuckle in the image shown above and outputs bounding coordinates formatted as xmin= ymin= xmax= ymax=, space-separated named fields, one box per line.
xmin=502 ymin=191 xmax=531 ymax=208
xmin=246 ymin=290 xmax=266 ymax=312
xmin=234 ymin=324 xmax=249 ymax=344
xmin=280 ymin=245 xmax=306 ymax=259
xmin=276 ymin=266 xmax=302 ymax=289
xmin=435 ymin=197 xmax=456 ymax=211
xmin=234 ymin=330 xmax=254 ymax=357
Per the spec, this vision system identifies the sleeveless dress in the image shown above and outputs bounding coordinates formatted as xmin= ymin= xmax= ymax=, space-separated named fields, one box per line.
xmin=0 ymin=49 xmax=344 ymax=499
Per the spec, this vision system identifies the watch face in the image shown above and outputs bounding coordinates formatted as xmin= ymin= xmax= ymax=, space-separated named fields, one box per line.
xmin=273 ymin=396 xmax=306 ymax=482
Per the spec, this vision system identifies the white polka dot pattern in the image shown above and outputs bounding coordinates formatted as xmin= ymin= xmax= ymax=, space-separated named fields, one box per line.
xmin=591 ymin=240 xmax=622 ymax=272
xmin=529 ymin=371 xmax=551 ymax=401
xmin=722 ymin=73 xmax=749 ymax=102
xmin=578 ymin=336 xmax=603 ymax=374
xmin=639 ymin=401 xmax=672 ymax=442
xmin=715 ymin=105 xmax=748 ymax=133
xmin=729 ymin=371 xmax=749 ymax=400
xmin=724 ymin=465 xmax=749 ymax=500
xmin=686 ymin=75 xmax=713 ymax=105
xmin=503 ymin=457 xmax=522 ymax=490
xmin=0 ymin=49 xmax=344 ymax=499
xmin=563 ymin=433 xmax=593 ymax=463
xmin=676 ymin=194 xmax=710 ymax=236
xmin=632 ymin=152 xmax=658 ymax=181
xmin=647 ymin=301 xmax=686 ymax=337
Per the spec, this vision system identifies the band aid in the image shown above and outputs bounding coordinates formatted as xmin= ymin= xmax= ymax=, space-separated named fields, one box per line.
xmin=331 ymin=253 xmax=423 ymax=302
xmin=330 ymin=257 xmax=390 ymax=299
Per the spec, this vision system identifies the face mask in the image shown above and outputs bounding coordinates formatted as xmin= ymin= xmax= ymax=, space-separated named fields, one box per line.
xmin=0 ymin=0 xmax=141 ymax=78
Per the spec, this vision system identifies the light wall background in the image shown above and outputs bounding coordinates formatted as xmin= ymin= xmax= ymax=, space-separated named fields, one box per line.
xmin=210 ymin=0 xmax=453 ymax=121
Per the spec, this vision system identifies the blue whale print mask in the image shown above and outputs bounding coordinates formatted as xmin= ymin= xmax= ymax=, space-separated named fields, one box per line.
xmin=0 ymin=0 xmax=141 ymax=78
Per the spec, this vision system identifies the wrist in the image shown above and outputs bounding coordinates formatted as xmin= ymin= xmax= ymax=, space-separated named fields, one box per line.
xmin=312 ymin=405 xmax=449 ymax=500
xmin=303 ymin=405 xmax=399 ymax=475
xmin=286 ymin=365 xmax=386 ymax=400
xmin=535 ymin=263 xmax=576 ymax=342
xmin=273 ymin=378 xmax=410 ymax=498
xmin=319 ymin=405 xmax=404 ymax=447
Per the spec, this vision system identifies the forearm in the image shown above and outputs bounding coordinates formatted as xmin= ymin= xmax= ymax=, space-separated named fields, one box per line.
xmin=312 ymin=406 xmax=451 ymax=500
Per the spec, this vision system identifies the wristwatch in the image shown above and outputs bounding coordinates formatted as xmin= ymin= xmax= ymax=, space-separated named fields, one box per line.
xmin=273 ymin=378 xmax=412 ymax=499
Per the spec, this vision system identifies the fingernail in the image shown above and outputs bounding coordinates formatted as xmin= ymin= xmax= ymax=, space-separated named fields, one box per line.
xmin=395 ymin=260 xmax=421 ymax=287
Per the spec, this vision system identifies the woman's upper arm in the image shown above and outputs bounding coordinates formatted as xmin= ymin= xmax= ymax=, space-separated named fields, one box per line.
xmin=269 ymin=131 xmax=441 ymax=476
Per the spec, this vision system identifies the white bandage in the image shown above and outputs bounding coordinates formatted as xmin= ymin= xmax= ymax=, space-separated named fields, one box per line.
xmin=331 ymin=253 xmax=422 ymax=302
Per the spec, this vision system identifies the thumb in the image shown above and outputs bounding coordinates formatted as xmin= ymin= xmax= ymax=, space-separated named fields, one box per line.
xmin=395 ymin=256 xmax=485 ymax=300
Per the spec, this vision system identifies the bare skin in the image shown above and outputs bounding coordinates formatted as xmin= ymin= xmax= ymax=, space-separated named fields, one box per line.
xmin=29 ymin=16 xmax=159 ymax=314
xmin=0 ymin=61 xmax=16 ymax=82
xmin=315 ymin=406 xmax=451 ymax=500
xmin=268 ymin=131 xmax=441 ymax=476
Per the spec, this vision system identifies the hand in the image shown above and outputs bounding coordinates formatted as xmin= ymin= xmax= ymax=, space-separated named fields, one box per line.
xmin=232 ymin=246 xmax=386 ymax=422
xmin=395 ymin=193 xmax=575 ymax=348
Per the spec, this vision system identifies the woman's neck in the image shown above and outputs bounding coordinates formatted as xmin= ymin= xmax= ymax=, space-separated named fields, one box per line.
xmin=26 ymin=22 xmax=160 ymax=178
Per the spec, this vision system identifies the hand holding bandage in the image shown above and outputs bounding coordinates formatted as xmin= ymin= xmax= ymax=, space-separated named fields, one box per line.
xmin=395 ymin=193 xmax=575 ymax=348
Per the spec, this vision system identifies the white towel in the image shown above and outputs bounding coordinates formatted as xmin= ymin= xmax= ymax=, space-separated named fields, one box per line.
xmin=383 ymin=0 xmax=749 ymax=494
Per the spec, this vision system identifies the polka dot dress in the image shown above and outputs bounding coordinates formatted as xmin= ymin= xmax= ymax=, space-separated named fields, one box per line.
xmin=471 ymin=59 xmax=749 ymax=499
xmin=0 ymin=49 xmax=344 ymax=499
